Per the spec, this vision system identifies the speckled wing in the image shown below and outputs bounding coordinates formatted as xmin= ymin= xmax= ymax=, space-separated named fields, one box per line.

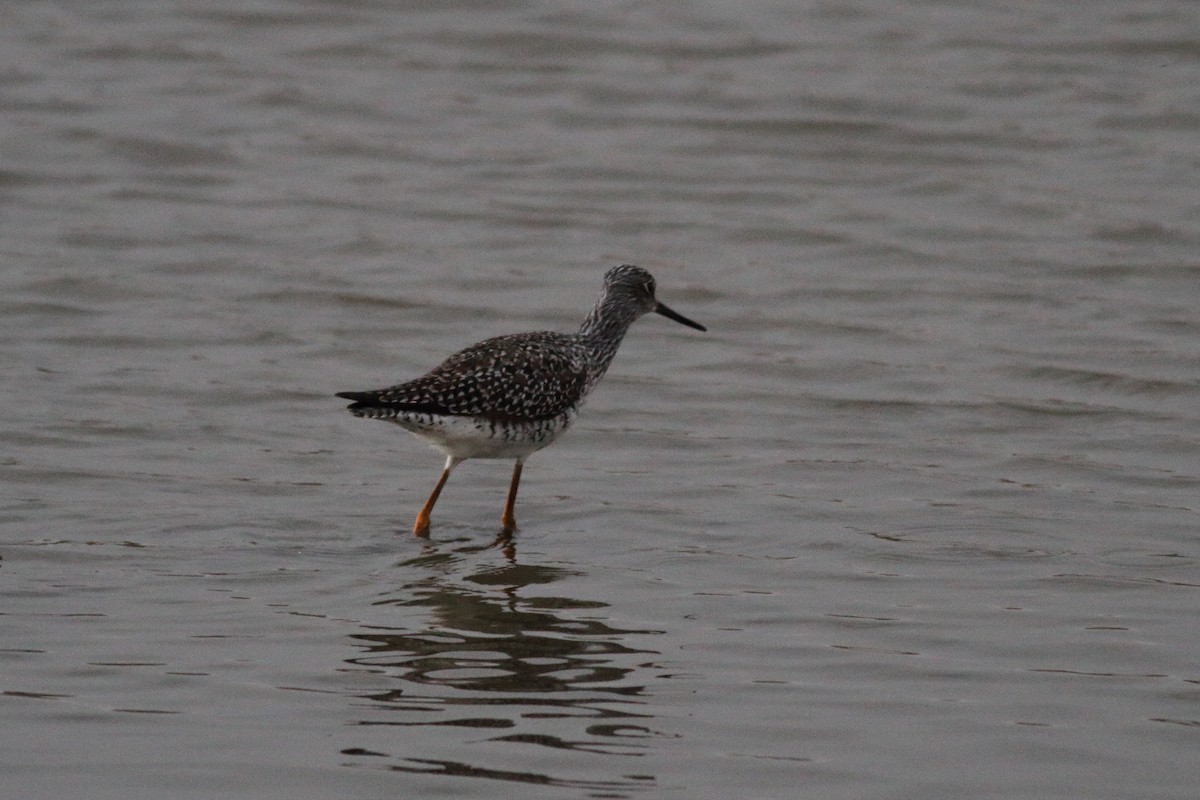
xmin=336 ymin=332 xmax=590 ymax=422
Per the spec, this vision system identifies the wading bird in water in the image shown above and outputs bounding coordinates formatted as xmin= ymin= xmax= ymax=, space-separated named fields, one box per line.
xmin=336 ymin=265 xmax=706 ymax=537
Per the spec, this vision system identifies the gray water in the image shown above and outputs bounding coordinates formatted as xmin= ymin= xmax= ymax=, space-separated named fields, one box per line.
xmin=4 ymin=2 xmax=1199 ymax=798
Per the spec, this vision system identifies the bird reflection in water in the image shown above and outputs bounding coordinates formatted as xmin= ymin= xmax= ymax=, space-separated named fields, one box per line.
xmin=341 ymin=545 xmax=669 ymax=794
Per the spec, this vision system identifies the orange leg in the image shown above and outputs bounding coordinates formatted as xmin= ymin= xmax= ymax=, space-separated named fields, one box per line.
xmin=413 ymin=456 xmax=462 ymax=537
xmin=501 ymin=460 xmax=523 ymax=531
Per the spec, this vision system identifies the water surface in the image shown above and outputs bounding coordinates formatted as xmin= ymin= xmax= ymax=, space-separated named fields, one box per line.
xmin=3 ymin=2 xmax=1199 ymax=798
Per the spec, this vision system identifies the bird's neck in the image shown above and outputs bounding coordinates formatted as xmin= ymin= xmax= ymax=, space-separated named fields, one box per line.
xmin=578 ymin=294 xmax=641 ymax=379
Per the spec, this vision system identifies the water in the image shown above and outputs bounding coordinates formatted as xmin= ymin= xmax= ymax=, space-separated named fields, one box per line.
xmin=4 ymin=1 xmax=1199 ymax=798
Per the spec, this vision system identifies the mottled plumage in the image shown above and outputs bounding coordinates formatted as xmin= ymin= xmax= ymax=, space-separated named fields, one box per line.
xmin=336 ymin=264 xmax=705 ymax=536
xmin=337 ymin=331 xmax=590 ymax=423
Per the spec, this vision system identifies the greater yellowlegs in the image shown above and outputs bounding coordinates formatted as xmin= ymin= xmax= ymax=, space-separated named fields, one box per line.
xmin=336 ymin=264 xmax=706 ymax=537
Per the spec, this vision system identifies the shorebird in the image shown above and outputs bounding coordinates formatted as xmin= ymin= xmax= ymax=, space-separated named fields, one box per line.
xmin=336 ymin=265 xmax=706 ymax=536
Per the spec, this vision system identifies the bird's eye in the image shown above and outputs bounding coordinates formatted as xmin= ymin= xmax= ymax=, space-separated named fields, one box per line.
xmin=644 ymin=280 xmax=655 ymax=295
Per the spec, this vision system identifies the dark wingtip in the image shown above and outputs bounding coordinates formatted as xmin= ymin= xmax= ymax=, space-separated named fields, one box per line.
xmin=335 ymin=390 xmax=379 ymax=414
xmin=336 ymin=390 xmax=442 ymax=418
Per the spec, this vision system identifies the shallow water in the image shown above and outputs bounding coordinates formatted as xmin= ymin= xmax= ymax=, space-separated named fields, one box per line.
xmin=3 ymin=2 xmax=1200 ymax=798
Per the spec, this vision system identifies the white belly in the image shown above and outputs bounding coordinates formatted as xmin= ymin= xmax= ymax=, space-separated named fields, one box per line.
xmin=392 ymin=412 xmax=576 ymax=460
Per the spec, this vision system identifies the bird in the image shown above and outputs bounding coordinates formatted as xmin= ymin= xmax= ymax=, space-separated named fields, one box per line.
xmin=335 ymin=264 xmax=706 ymax=537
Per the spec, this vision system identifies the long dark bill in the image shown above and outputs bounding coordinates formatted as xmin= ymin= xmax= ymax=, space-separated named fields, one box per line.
xmin=655 ymin=301 xmax=706 ymax=331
